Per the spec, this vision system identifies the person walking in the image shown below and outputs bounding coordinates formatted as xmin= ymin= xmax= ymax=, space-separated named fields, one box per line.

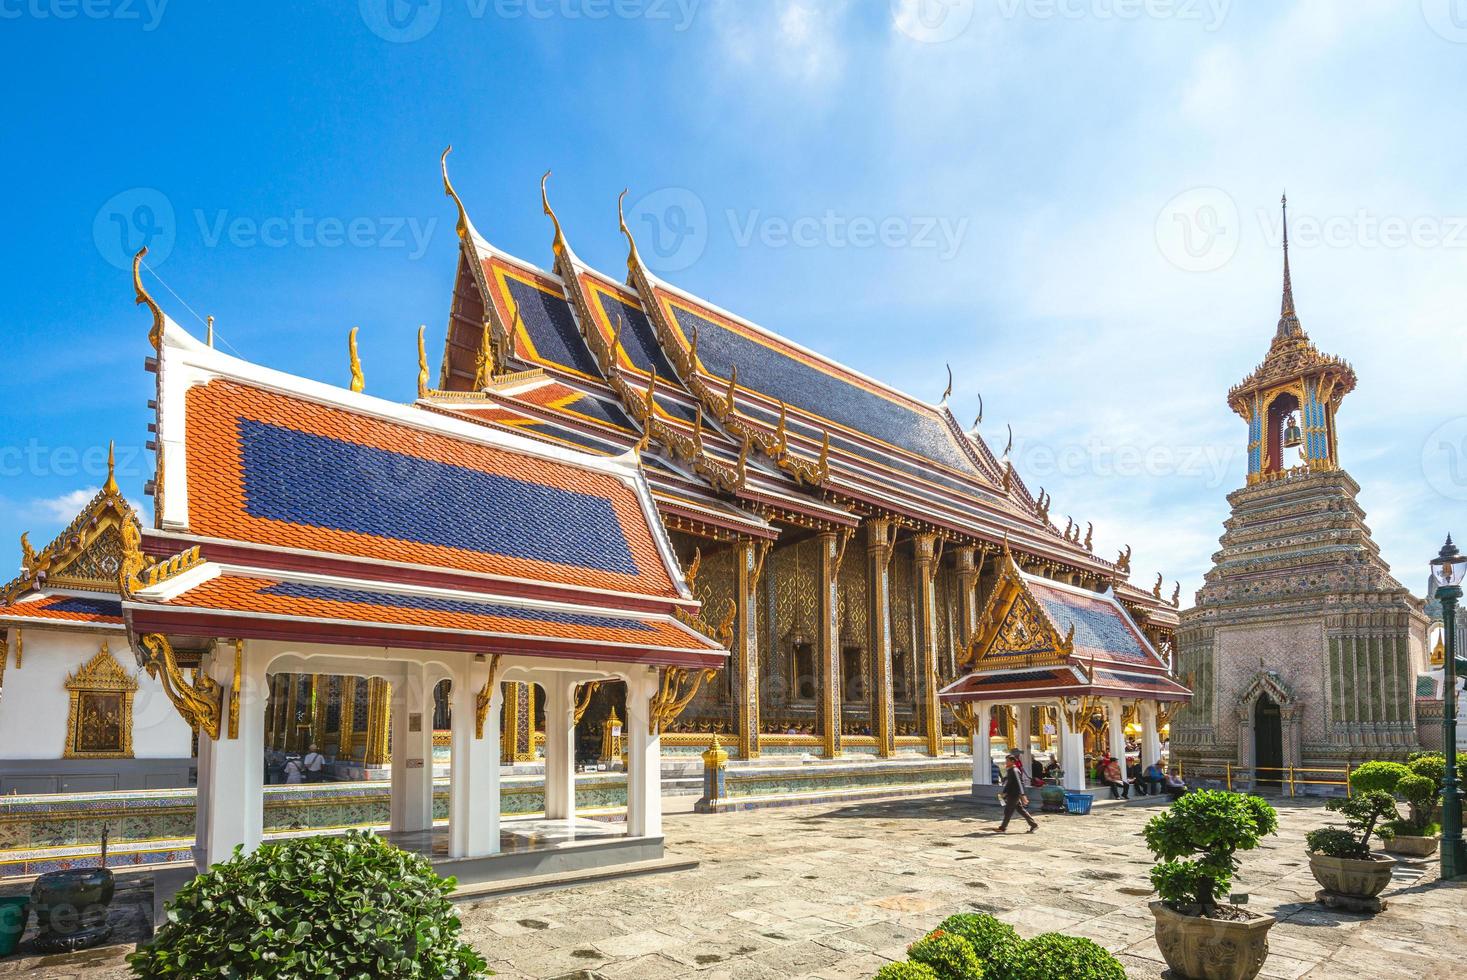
xmin=996 ymin=758 xmax=1038 ymax=833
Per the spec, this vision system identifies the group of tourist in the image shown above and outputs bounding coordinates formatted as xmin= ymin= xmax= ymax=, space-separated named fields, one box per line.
xmin=264 ymin=745 xmax=329 ymax=785
xmin=1095 ymin=752 xmax=1186 ymax=800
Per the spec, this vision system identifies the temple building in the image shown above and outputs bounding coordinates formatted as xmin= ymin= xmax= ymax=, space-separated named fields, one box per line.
xmin=0 ymin=152 xmax=1182 ymax=820
xmin=1172 ymin=198 xmax=1430 ymax=784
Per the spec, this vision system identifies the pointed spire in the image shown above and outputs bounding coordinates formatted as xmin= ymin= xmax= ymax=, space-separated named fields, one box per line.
xmin=1275 ymin=193 xmax=1304 ymax=342
xmin=103 ymin=441 xmax=119 ymax=496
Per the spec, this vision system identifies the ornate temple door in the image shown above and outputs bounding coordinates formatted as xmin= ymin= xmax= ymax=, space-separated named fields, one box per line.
xmin=1254 ymin=694 xmax=1283 ymax=787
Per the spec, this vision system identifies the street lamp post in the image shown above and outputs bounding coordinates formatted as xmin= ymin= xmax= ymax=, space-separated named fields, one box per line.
xmin=1431 ymin=536 xmax=1467 ymax=881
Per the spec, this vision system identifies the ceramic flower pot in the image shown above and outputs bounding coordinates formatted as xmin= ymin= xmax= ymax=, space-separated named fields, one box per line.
xmin=1150 ymin=901 xmax=1274 ymax=980
xmin=29 ymin=868 xmax=114 ymax=953
xmin=1307 ymin=853 xmax=1394 ymax=898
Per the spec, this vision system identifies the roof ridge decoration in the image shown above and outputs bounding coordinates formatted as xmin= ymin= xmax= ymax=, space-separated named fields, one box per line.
xmin=440 ymin=147 xmax=511 ymax=386
xmin=1 ymin=443 xmax=139 ymax=605
xmin=133 ymin=247 xmax=165 ymax=352
xmin=618 ymin=190 xmax=831 ymax=490
xmin=539 ymin=176 xmax=747 ymax=493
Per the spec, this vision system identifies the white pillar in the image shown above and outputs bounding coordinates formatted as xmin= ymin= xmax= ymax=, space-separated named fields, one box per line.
xmin=623 ymin=668 xmax=662 ymax=839
xmin=195 ymin=642 xmax=268 ymax=870
xmin=1017 ymin=704 xmax=1033 ymax=770
xmin=970 ymin=702 xmax=992 ymax=788
xmin=543 ymin=677 xmax=577 ymax=821
xmin=1058 ymin=706 xmax=1086 ymax=792
xmin=390 ymin=667 xmax=435 ymax=835
xmin=1140 ymin=700 xmax=1162 ymax=771
xmin=448 ymin=658 xmax=500 ymax=859
xmin=1107 ymin=699 xmax=1127 ymax=766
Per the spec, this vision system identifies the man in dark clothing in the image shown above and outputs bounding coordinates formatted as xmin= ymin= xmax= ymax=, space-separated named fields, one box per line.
xmin=996 ymin=758 xmax=1038 ymax=833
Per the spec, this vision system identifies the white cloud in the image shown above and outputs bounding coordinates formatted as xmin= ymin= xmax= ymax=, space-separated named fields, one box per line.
xmin=31 ymin=489 xmax=98 ymax=524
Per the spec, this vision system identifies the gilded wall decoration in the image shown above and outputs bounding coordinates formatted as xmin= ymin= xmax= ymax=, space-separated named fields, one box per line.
xmin=63 ymin=642 xmax=138 ymax=759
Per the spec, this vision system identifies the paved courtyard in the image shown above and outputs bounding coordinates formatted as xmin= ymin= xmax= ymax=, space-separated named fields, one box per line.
xmin=8 ymin=792 xmax=1465 ymax=978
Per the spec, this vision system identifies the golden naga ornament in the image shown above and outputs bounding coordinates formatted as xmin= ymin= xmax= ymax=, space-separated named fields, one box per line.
xmin=348 ymin=327 xmax=365 ymax=393
xmin=137 ymin=633 xmax=222 ymax=741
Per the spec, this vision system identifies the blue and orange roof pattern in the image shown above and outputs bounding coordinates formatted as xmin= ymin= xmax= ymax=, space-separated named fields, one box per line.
xmin=0 ymin=594 xmax=124 ymax=627
xmin=184 ymin=379 xmax=678 ymax=598
xmin=159 ymin=573 xmax=713 ymax=651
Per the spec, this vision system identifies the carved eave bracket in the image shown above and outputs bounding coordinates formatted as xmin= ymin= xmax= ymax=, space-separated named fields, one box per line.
xmin=649 ymin=666 xmax=718 ymax=734
xmin=474 ymin=654 xmax=504 ymax=739
xmin=618 ymin=192 xmax=830 ymax=490
xmin=137 ymin=633 xmax=222 ymax=741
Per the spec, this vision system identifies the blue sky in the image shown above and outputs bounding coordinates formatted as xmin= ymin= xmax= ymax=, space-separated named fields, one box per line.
xmin=2 ymin=0 xmax=1465 ymax=602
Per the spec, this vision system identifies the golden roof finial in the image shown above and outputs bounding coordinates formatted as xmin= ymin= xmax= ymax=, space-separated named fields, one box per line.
xmin=416 ymin=325 xmax=429 ymax=399
xmin=618 ymin=188 xmax=644 ymax=274
xmin=132 ymin=247 xmax=164 ymax=351
xmin=541 ymin=170 xmax=568 ymax=260
xmin=104 ymin=441 xmax=119 ymax=496
xmin=941 ymin=363 xmax=953 ymax=403
xmin=1276 ymin=192 xmax=1304 ymax=342
xmin=441 ymin=146 xmax=473 ymax=244
xmin=348 ymin=328 xmax=365 ymax=393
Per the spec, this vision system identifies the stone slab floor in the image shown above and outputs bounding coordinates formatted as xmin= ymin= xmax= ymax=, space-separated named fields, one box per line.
xmin=6 ymin=793 xmax=1465 ymax=978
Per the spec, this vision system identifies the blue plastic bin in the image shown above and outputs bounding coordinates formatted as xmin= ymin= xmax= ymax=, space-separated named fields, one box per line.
xmin=1063 ymin=791 xmax=1094 ymax=815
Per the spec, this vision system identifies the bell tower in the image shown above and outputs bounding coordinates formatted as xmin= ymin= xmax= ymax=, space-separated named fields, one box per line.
xmin=1227 ymin=196 xmax=1356 ymax=484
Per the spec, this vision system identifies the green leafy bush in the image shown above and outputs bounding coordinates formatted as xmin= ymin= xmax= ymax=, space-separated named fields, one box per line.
xmin=1143 ymin=790 xmax=1277 ymax=915
xmin=874 ymin=962 xmax=942 ymax=980
xmin=1009 ymin=933 xmax=1125 ymax=980
xmin=1394 ymin=773 xmax=1440 ymax=835
xmin=1348 ymin=761 xmax=1409 ymax=796
xmin=936 ymin=914 xmax=1020 ymax=979
xmin=1406 ymin=752 xmax=1446 ymax=787
xmin=128 ymin=830 xmax=488 ymax=979
xmin=1306 ymin=791 xmax=1397 ymax=860
xmin=908 ymin=931 xmax=984 ymax=980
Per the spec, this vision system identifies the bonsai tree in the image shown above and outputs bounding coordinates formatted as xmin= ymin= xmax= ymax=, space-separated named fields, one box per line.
xmin=1143 ymin=789 xmax=1278 ymax=916
xmin=1347 ymin=760 xmax=1408 ymax=796
xmin=128 ymin=830 xmax=487 ymax=978
xmin=1392 ymin=773 xmax=1440 ymax=836
xmin=1305 ymin=790 xmax=1397 ymax=859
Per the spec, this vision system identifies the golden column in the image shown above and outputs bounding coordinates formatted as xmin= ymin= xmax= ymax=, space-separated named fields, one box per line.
xmin=866 ymin=518 xmax=896 ymax=758
xmin=732 ymin=538 xmax=763 ymax=760
xmin=364 ymin=678 xmax=391 ymax=766
xmin=954 ymin=546 xmax=979 ymax=646
xmin=338 ymin=677 xmax=358 ymax=760
xmin=914 ymin=532 xmax=944 ymax=756
xmin=289 ymin=674 xmax=309 ymax=751
xmin=309 ymin=674 xmax=328 ymax=748
xmin=818 ymin=530 xmax=842 ymax=759
xmin=503 ymin=683 xmax=536 ymax=763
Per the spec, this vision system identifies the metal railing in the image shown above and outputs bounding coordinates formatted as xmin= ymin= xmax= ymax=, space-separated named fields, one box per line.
xmin=1182 ymin=762 xmax=1355 ymax=796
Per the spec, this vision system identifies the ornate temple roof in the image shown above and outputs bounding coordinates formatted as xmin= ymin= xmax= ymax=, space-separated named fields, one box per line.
xmin=122 ymin=288 xmax=725 ymax=669
xmin=940 ymin=546 xmax=1188 ymax=703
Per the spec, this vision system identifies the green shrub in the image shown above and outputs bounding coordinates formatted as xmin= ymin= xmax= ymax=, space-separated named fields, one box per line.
xmin=1348 ymin=760 xmax=1409 ymax=796
xmin=1395 ymin=773 xmax=1440 ymax=834
xmin=908 ymin=931 xmax=983 ymax=980
xmin=874 ymin=962 xmax=942 ymax=980
xmin=1406 ymin=752 xmax=1446 ymax=787
xmin=128 ymin=830 xmax=488 ymax=979
xmin=1010 ymin=933 xmax=1125 ymax=980
xmin=1306 ymin=791 xmax=1398 ymax=860
xmin=1144 ymin=790 xmax=1277 ymax=915
xmin=936 ymin=914 xmax=1020 ymax=978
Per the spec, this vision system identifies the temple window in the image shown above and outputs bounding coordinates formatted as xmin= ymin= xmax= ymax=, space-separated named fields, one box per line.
xmin=63 ymin=642 xmax=138 ymax=759
xmin=792 ymin=642 xmax=816 ymax=699
xmin=841 ymin=646 xmax=864 ymax=702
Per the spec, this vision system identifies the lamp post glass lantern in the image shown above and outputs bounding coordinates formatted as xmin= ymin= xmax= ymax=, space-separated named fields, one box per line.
xmin=1431 ymin=535 xmax=1467 ymax=880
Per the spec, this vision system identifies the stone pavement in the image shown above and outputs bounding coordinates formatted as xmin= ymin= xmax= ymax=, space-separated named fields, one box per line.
xmin=6 ymin=792 xmax=1465 ymax=978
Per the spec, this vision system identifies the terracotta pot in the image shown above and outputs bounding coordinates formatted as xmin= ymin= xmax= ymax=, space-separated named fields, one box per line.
xmin=1382 ymin=835 xmax=1439 ymax=858
xmin=1307 ymin=853 xmax=1394 ymax=898
xmin=1150 ymin=901 xmax=1274 ymax=980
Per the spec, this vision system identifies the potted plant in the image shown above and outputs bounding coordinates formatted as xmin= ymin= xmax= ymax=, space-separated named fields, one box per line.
xmin=1383 ymin=771 xmax=1441 ymax=857
xmin=1144 ymin=789 xmax=1278 ymax=980
xmin=1305 ymin=790 xmax=1397 ymax=907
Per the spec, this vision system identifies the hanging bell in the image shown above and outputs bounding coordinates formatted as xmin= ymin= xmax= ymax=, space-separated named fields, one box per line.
xmin=1282 ymin=413 xmax=1303 ymax=449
